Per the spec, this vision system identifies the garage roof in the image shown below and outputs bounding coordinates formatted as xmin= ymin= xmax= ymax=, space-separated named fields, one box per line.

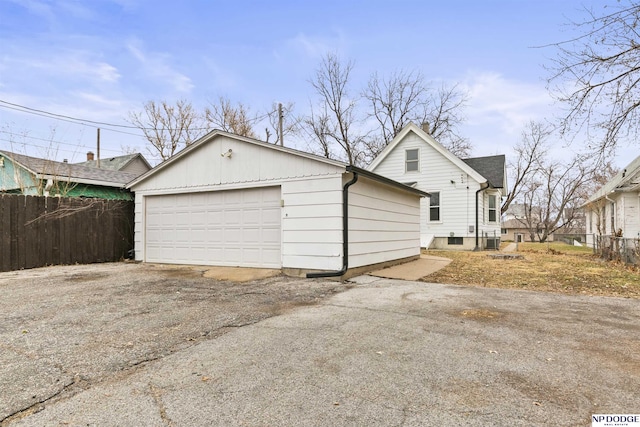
xmin=127 ymin=130 xmax=428 ymax=197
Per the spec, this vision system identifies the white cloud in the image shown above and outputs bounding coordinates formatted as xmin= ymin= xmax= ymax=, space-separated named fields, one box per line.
xmin=8 ymin=0 xmax=55 ymax=22
xmin=1 ymin=49 xmax=121 ymax=84
xmin=462 ymin=71 xmax=551 ymax=134
xmin=453 ymin=71 xmax=557 ymax=158
xmin=283 ymin=31 xmax=348 ymax=60
xmin=126 ymin=40 xmax=194 ymax=93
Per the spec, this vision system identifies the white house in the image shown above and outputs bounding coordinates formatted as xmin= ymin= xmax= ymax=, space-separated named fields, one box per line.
xmin=126 ymin=130 xmax=427 ymax=278
xmin=583 ymin=154 xmax=640 ymax=247
xmin=368 ymin=123 xmax=507 ymax=250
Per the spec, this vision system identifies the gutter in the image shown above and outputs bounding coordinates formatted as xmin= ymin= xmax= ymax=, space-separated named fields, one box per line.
xmin=306 ymin=171 xmax=360 ymax=278
xmin=473 ymin=182 xmax=490 ymax=251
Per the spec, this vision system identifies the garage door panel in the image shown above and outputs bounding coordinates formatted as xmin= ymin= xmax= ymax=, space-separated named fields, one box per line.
xmin=145 ymin=187 xmax=281 ymax=268
xmin=262 ymin=209 xmax=281 ymax=225
xmin=262 ymin=228 xmax=280 ymax=244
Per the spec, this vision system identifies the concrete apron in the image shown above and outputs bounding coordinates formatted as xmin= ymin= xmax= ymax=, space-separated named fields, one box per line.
xmin=369 ymin=254 xmax=452 ymax=281
xmin=150 ymin=253 xmax=451 ymax=283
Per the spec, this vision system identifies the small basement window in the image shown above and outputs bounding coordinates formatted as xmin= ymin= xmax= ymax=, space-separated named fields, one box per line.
xmin=448 ymin=237 xmax=463 ymax=245
xmin=406 ymin=149 xmax=419 ymax=172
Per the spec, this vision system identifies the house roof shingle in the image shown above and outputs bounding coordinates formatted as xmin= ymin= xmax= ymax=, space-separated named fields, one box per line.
xmin=0 ymin=151 xmax=138 ymax=186
xmin=74 ymin=153 xmax=151 ymax=172
xmin=462 ymin=155 xmax=506 ymax=189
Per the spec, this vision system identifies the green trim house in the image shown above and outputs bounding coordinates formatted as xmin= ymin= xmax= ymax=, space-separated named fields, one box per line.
xmin=0 ymin=151 xmax=139 ymax=200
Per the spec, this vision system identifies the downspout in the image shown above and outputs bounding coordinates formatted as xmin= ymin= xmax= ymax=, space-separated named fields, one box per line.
xmin=306 ymin=171 xmax=359 ymax=278
xmin=473 ymin=182 xmax=490 ymax=251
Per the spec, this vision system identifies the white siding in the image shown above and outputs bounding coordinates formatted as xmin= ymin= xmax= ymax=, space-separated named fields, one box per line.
xmin=131 ymin=136 xmax=345 ymax=267
xmin=121 ymin=158 xmax=150 ymax=176
xmin=131 ymin=135 xmax=343 ymax=193
xmin=281 ymin=176 xmax=343 ymax=270
xmin=348 ymin=177 xmax=421 ymax=268
xmin=371 ymin=131 xmax=494 ymax=248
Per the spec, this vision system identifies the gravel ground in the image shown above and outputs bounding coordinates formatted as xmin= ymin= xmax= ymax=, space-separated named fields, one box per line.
xmin=0 ymin=262 xmax=348 ymax=424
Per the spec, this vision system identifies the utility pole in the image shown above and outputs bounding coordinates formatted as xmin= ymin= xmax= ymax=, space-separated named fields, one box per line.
xmin=97 ymin=128 xmax=101 ymax=168
xmin=278 ymin=103 xmax=284 ymax=146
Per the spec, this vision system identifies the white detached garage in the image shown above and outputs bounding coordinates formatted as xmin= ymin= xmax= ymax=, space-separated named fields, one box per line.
xmin=127 ymin=131 xmax=427 ymax=277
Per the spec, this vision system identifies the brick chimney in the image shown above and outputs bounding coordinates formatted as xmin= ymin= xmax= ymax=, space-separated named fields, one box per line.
xmin=87 ymin=151 xmax=94 ymax=161
xmin=421 ymin=122 xmax=430 ymax=134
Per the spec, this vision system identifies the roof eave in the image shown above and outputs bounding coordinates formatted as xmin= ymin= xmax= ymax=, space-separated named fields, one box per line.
xmin=38 ymin=174 xmax=128 ymax=188
xmin=127 ymin=130 xmax=347 ymax=189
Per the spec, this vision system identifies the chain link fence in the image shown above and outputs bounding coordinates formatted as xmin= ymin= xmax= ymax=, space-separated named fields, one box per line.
xmin=593 ymin=235 xmax=640 ymax=266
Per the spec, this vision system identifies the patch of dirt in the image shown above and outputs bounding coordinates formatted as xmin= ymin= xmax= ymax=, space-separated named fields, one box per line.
xmin=457 ymin=308 xmax=505 ymax=320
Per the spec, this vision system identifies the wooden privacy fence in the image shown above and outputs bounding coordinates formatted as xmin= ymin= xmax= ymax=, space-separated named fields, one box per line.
xmin=0 ymin=194 xmax=134 ymax=272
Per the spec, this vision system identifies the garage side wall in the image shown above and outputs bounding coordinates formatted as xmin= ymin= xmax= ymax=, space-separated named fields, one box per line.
xmin=348 ymin=177 xmax=421 ymax=268
xmin=281 ymin=176 xmax=343 ymax=271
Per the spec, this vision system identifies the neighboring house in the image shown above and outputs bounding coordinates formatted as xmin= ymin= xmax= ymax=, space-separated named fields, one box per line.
xmin=501 ymin=218 xmax=532 ymax=243
xmin=368 ymin=123 xmax=507 ymax=250
xmin=0 ymin=151 xmax=137 ymax=200
xmin=583 ymin=154 xmax=640 ymax=247
xmin=502 ymin=203 xmax=585 ymax=243
xmin=127 ymin=130 xmax=427 ymax=276
xmin=75 ymin=151 xmax=152 ymax=176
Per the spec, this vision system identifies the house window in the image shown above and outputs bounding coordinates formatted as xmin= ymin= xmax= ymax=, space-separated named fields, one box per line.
xmin=448 ymin=237 xmax=463 ymax=245
xmin=488 ymin=195 xmax=497 ymax=223
xmin=405 ymin=149 xmax=419 ymax=172
xmin=429 ymin=192 xmax=440 ymax=221
xmin=501 ymin=228 xmax=507 ymax=235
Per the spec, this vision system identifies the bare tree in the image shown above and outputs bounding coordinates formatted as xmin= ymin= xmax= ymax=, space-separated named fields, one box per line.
xmin=302 ymin=104 xmax=332 ymax=159
xmin=576 ymin=161 xmax=619 ymax=236
xmin=205 ymin=97 xmax=257 ymax=138
xmin=504 ymin=122 xmax=602 ymax=242
xmin=364 ymin=71 xmax=470 ymax=158
xmin=529 ymin=155 xmax=597 ymax=242
xmin=546 ymin=1 xmax=640 ymax=154
xmin=306 ymin=53 xmax=366 ymax=165
xmin=425 ymin=84 xmax=471 ymax=157
xmin=128 ymin=100 xmax=204 ymax=161
xmin=365 ymin=70 xmax=427 ymax=145
xmin=501 ymin=121 xmax=551 ymax=214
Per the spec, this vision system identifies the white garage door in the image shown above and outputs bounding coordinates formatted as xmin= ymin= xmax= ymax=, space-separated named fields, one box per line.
xmin=145 ymin=187 xmax=281 ymax=268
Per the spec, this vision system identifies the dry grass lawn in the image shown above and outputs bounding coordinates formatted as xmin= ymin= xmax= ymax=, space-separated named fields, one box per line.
xmin=423 ymin=242 xmax=640 ymax=299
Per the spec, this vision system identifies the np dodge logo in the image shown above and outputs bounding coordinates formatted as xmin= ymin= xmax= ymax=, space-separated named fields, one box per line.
xmin=592 ymin=414 xmax=640 ymax=427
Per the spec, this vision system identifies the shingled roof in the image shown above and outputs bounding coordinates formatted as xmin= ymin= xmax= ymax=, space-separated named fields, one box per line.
xmin=75 ymin=153 xmax=151 ymax=172
xmin=462 ymin=155 xmax=506 ymax=189
xmin=0 ymin=151 xmax=138 ymax=186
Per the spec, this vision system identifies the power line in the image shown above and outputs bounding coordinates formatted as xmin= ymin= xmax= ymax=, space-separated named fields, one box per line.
xmin=0 ymin=137 xmax=164 ymax=162
xmin=1 ymin=98 xmax=278 ymax=132
xmin=0 ymin=130 xmax=127 ymax=153
xmin=0 ymin=99 xmax=141 ymax=129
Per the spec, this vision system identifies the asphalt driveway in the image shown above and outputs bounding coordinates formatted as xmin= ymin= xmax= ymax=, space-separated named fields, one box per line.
xmin=1 ymin=263 xmax=638 ymax=426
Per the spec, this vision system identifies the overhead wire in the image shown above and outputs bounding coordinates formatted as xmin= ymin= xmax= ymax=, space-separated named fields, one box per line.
xmin=0 ymin=99 xmax=279 ymax=132
xmin=0 ymin=98 xmax=279 ymax=163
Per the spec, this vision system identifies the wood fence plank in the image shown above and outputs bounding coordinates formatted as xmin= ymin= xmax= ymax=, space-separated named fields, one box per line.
xmin=0 ymin=194 xmax=133 ymax=271
xmin=0 ymin=195 xmax=11 ymax=272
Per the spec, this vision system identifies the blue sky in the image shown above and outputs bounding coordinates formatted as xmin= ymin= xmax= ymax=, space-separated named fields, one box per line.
xmin=0 ymin=0 xmax=631 ymax=167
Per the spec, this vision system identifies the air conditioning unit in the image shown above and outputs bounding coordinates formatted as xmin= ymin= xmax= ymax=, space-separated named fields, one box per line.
xmin=486 ymin=238 xmax=500 ymax=250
